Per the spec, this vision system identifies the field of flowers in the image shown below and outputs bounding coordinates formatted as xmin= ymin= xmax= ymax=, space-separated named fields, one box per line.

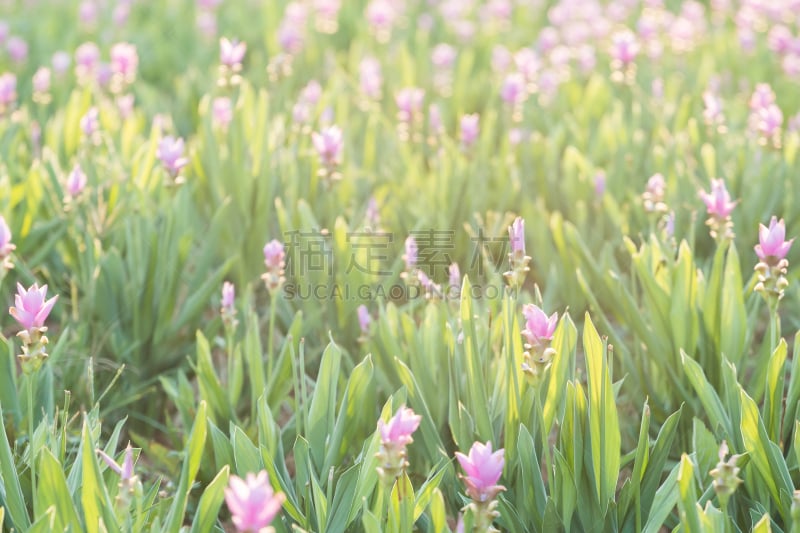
xmin=0 ymin=0 xmax=799 ymax=531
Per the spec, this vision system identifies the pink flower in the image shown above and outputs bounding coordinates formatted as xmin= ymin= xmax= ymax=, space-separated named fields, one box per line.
xmin=749 ymin=83 xmax=775 ymax=111
xmin=357 ymin=305 xmax=371 ymax=334
xmin=500 ymin=72 xmax=526 ymax=105
xmin=0 ymin=72 xmax=17 ymax=110
xmin=455 ymin=441 xmax=506 ymax=503
xmin=509 ymin=217 xmax=525 ymax=255
xmin=212 ymin=97 xmax=233 ymax=130
xmin=431 ymin=43 xmax=457 ymax=69
xmin=699 ymin=179 xmax=736 ymax=218
xmin=460 ymin=114 xmax=480 ymax=148
xmin=755 ymin=217 xmax=794 ymax=261
xmin=0 ymin=215 xmax=14 ymax=257
xmin=521 ymin=304 xmax=558 ymax=348
xmin=97 ymin=442 xmax=136 ymax=481
xmin=6 ymin=36 xmax=27 ymax=64
xmin=110 ymin=42 xmax=139 ymax=82
xmin=74 ymin=42 xmax=100 ymax=81
xmin=449 ymin=263 xmax=461 ymax=288
xmin=225 ymin=471 xmax=285 ymax=533
xmin=755 ymin=104 xmax=783 ymax=138
xmin=395 ymin=88 xmax=424 ymax=122
xmin=263 ymin=240 xmax=285 ymax=270
xmin=610 ymin=30 xmax=639 ymax=65
xmin=66 ymin=164 xmax=88 ymax=197
xmin=404 ymin=236 xmax=417 ymax=270
xmin=311 ymin=125 xmax=343 ymax=167
xmin=378 ymin=406 xmax=421 ymax=448
xmin=220 ymin=37 xmax=246 ymax=67
xmin=300 ymin=80 xmax=322 ymax=105
xmin=32 ymin=68 xmax=51 ymax=95
xmin=221 ymin=282 xmax=235 ymax=309
xmin=359 ymin=57 xmax=382 ymax=99
xmin=9 ymin=283 xmax=58 ymax=331
xmin=80 ymin=107 xmax=99 ymax=138
xmin=52 ymin=51 xmax=71 ymax=75
xmin=157 ymin=136 xmax=189 ymax=176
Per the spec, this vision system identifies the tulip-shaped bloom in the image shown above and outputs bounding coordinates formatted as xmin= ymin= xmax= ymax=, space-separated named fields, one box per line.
xmin=460 ymin=114 xmax=480 ymax=149
xmin=699 ymin=179 xmax=736 ymax=242
xmin=225 ymin=471 xmax=285 ymax=533
xmin=10 ymin=283 xmax=59 ymax=373
xmin=520 ymin=304 xmax=558 ymax=386
xmin=417 ymin=270 xmax=442 ymax=300
xmin=157 ymin=136 xmax=189 ymax=179
xmin=0 ymin=215 xmax=15 ymax=267
xmin=754 ymin=217 xmax=794 ymax=305
xmin=500 ymin=72 xmax=527 ymax=108
xmin=221 ymin=281 xmax=238 ymax=329
xmin=456 ymin=441 xmax=505 ymax=532
xmin=0 ymin=72 xmax=17 ymax=114
xmin=400 ymin=235 xmax=418 ymax=285
xmin=32 ymin=67 xmax=51 ymax=104
xmin=262 ymin=239 xmax=286 ymax=293
xmin=610 ymin=30 xmax=639 ymax=66
xmin=709 ymin=441 xmax=742 ymax=509
xmin=702 ymin=91 xmax=725 ymax=131
xmin=504 ymin=217 xmax=531 ymax=288
xmin=311 ymin=125 xmax=343 ymax=182
xmin=359 ymin=57 xmax=382 ymax=100
xmin=65 ymin=164 xmax=88 ymax=199
xmin=74 ymin=42 xmax=101 ymax=84
xmin=7 ymin=36 xmax=27 ymax=64
xmin=375 ymin=406 xmax=421 ymax=484
xmin=395 ymin=88 xmax=424 ymax=125
xmin=98 ymin=442 xmax=141 ymax=508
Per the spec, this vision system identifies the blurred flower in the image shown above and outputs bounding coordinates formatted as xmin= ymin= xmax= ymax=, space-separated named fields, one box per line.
xmin=262 ymin=239 xmax=286 ymax=292
xmin=395 ymin=88 xmax=424 ymax=123
xmin=357 ymin=305 xmax=371 ymax=337
xmin=79 ymin=0 xmax=99 ymax=26
xmin=376 ymin=406 xmax=421 ymax=483
xmin=196 ymin=10 xmax=218 ymax=39
xmin=117 ymin=94 xmax=135 ymax=119
xmin=7 ymin=36 xmax=27 ymax=64
xmin=0 ymin=72 xmax=17 ymax=113
xmin=702 ymin=90 xmax=725 ymax=130
xmin=449 ymin=262 xmax=461 ymax=289
xmin=431 ymin=43 xmax=457 ymax=69
xmin=66 ymin=164 xmax=88 ymax=198
xmin=505 ymin=217 xmax=531 ymax=288
xmin=610 ymin=30 xmax=639 ymax=65
xmin=0 ymin=215 xmax=15 ymax=264
xmin=311 ymin=125 xmax=343 ymax=168
xmin=403 ymin=235 xmax=417 ymax=271
xmin=75 ymin=42 xmax=100 ymax=83
xmin=500 ymin=72 xmax=527 ymax=107
xmin=225 ymin=472 xmax=285 ymax=533
xmin=220 ymin=37 xmax=246 ymax=68
xmin=221 ymin=281 xmax=237 ymax=329
xmin=10 ymin=283 xmax=58 ymax=332
xmin=221 ymin=281 xmax=235 ymax=309
xmin=594 ymin=171 xmax=606 ymax=198
xmin=710 ymin=441 xmax=742 ymax=507
xmin=460 ymin=113 xmax=480 ymax=148
xmin=52 ymin=51 xmax=71 ymax=76
xmin=300 ymin=80 xmax=322 ymax=105
xmin=456 ymin=441 xmax=505 ymax=503
xmin=768 ymin=24 xmax=793 ymax=55
xmin=642 ymin=173 xmax=667 ymax=213
xmin=97 ymin=442 xmax=136 ymax=482
xmin=32 ymin=67 xmax=51 ymax=96
xmin=365 ymin=196 xmax=380 ymax=228
xmin=755 ymin=217 xmax=793 ymax=262
xmin=157 ymin=136 xmax=189 ymax=178
xmin=110 ymin=42 xmax=139 ymax=87
xmin=359 ymin=56 xmax=382 ymax=100
xmin=417 ymin=270 xmax=443 ymax=299
xmin=212 ymin=97 xmax=233 ymax=130
xmin=366 ymin=0 xmax=396 ymax=42
xmin=749 ymin=83 xmax=775 ymax=110
xmin=80 ymin=107 xmax=100 ymax=140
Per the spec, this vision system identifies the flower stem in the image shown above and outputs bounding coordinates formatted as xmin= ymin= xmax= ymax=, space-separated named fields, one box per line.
xmin=27 ymin=375 xmax=37 ymax=513
xmin=267 ymin=292 xmax=278 ymax=381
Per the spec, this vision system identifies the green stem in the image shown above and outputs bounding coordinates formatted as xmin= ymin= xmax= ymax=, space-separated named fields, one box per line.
xmin=267 ymin=292 xmax=278 ymax=381
xmin=27 ymin=375 xmax=37 ymax=513
xmin=533 ymin=390 xmax=552 ymax=479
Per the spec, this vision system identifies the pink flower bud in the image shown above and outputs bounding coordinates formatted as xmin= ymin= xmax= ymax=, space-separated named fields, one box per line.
xmin=225 ymin=471 xmax=285 ymax=533
xmin=220 ymin=37 xmax=246 ymax=68
xmin=7 ymin=36 xmax=27 ymax=64
xmin=449 ymin=262 xmax=461 ymax=288
xmin=221 ymin=281 xmax=235 ymax=309
xmin=521 ymin=304 xmax=558 ymax=348
xmin=263 ymin=240 xmax=285 ymax=270
xmin=395 ymin=88 xmax=424 ymax=122
xmin=66 ymin=164 xmax=87 ymax=197
xmin=311 ymin=125 xmax=343 ymax=168
xmin=455 ymin=441 xmax=506 ymax=503
xmin=0 ymin=215 xmax=15 ymax=258
xmin=460 ymin=114 xmax=480 ymax=148
xmin=509 ymin=217 xmax=525 ymax=255
xmin=755 ymin=217 xmax=794 ymax=261
xmin=110 ymin=42 xmax=138 ymax=83
xmin=378 ymin=406 xmax=421 ymax=448
xmin=699 ymin=179 xmax=736 ymax=218
xmin=80 ymin=107 xmax=99 ymax=138
xmin=32 ymin=67 xmax=51 ymax=95
xmin=0 ymin=72 xmax=17 ymax=111
xmin=500 ymin=72 xmax=527 ymax=105
xmin=610 ymin=30 xmax=639 ymax=65
xmin=157 ymin=136 xmax=189 ymax=176
xmin=357 ymin=305 xmax=371 ymax=334
xmin=212 ymin=97 xmax=233 ymax=130
xmin=404 ymin=236 xmax=417 ymax=270
xmin=9 ymin=283 xmax=58 ymax=331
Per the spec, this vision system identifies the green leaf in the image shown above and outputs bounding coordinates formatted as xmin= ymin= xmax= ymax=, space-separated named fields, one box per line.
xmin=164 ymin=401 xmax=208 ymax=532
xmin=0 ymin=403 xmax=30 ymax=530
xmin=584 ymin=313 xmax=620 ymax=505
xmin=36 ymin=449 xmax=82 ymax=531
xmin=191 ymin=466 xmax=230 ymax=533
